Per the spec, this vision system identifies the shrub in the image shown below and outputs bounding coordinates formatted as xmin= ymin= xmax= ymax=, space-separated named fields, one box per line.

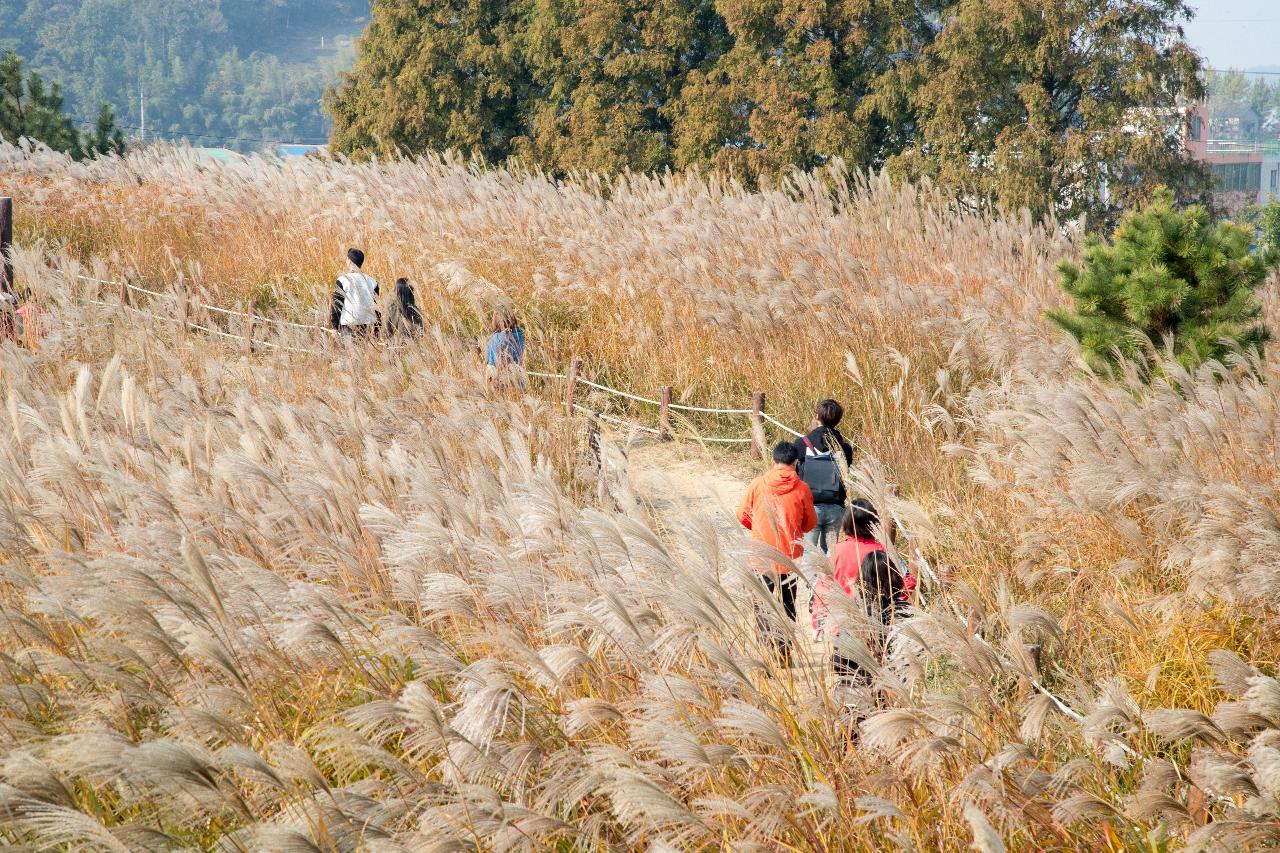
xmin=1048 ymin=189 xmax=1272 ymax=375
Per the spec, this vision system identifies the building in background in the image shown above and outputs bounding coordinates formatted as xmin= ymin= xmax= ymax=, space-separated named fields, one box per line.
xmin=1185 ymin=71 xmax=1280 ymax=215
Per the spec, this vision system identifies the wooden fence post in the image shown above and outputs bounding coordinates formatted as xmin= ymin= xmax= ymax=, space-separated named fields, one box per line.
xmin=565 ymin=357 xmax=581 ymax=412
xmin=586 ymin=410 xmax=601 ymax=468
xmin=659 ymin=386 xmax=672 ymax=441
xmin=0 ymin=197 xmax=12 ymax=296
xmin=177 ymin=283 xmax=189 ymax=338
xmin=243 ymin=304 xmax=255 ymax=355
xmin=750 ymin=391 xmax=767 ymax=459
xmin=119 ymin=278 xmax=130 ymax=307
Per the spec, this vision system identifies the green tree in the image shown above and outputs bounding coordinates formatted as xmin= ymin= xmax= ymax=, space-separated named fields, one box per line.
xmin=325 ymin=0 xmax=528 ymax=162
xmin=1048 ymin=190 xmax=1271 ymax=375
xmin=882 ymin=0 xmax=1207 ymax=228
xmin=520 ymin=0 xmax=727 ymax=175
xmin=0 ymin=50 xmax=120 ymax=158
xmin=89 ymin=103 xmax=127 ymax=156
xmin=329 ymin=0 xmax=949 ymax=175
xmin=670 ymin=0 xmax=948 ymax=176
xmin=330 ymin=0 xmax=1204 ymax=223
xmin=1259 ymin=200 xmax=1280 ymax=257
xmin=1207 ymin=69 xmax=1250 ymax=110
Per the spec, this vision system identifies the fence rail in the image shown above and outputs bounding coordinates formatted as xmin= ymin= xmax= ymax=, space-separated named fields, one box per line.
xmin=63 ymin=272 xmax=806 ymax=454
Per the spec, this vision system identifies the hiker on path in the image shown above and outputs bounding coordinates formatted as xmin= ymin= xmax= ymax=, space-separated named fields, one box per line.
xmin=807 ymin=500 xmax=917 ymax=738
xmin=833 ymin=549 xmax=899 ymax=736
xmin=793 ymin=399 xmax=855 ymax=554
xmin=382 ymin=277 xmax=423 ymax=337
xmin=486 ymin=306 xmax=526 ymax=389
xmin=810 ymin=499 xmax=916 ymax=638
xmin=329 ymin=248 xmax=379 ymax=336
xmin=737 ymin=441 xmax=817 ymax=663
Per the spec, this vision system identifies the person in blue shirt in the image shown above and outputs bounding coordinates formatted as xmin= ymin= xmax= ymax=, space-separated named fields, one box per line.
xmin=486 ymin=306 xmax=526 ymax=388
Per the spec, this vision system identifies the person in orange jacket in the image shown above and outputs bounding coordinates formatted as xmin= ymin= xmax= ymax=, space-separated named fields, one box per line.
xmin=738 ymin=441 xmax=818 ymax=662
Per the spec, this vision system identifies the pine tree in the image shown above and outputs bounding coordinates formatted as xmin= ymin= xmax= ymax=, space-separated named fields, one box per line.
xmin=0 ymin=50 xmax=124 ymax=159
xmin=89 ymin=104 xmax=126 ymax=156
xmin=1047 ymin=190 xmax=1272 ymax=375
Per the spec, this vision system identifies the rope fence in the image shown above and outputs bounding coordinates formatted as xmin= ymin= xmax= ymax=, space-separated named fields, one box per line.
xmin=63 ymin=271 xmax=808 ymax=453
xmin=549 ymin=356 xmax=805 ymax=455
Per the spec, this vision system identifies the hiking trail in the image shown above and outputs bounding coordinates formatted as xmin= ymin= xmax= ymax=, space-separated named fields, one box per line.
xmin=624 ymin=440 xmax=753 ymax=544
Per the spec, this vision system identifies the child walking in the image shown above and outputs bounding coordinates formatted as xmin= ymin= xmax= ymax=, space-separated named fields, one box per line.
xmin=810 ymin=500 xmax=916 ymax=737
xmin=486 ymin=306 xmax=526 ymax=389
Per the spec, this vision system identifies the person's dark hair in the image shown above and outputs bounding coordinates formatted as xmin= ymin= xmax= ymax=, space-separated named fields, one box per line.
xmin=347 ymin=248 xmax=365 ymax=268
xmin=394 ymin=278 xmax=423 ymax=329
xmin=859 ymin=551 xmax=897 ymax=627
xmin=841 ymin=498 xmax=879 ymax=540
xmin=490 ymin=305 xmax=518 ymax=333
xmin=772 ymin=441 xmax=801 ymax=467
xmin=816 ymin=399 xmax=844 ymax=429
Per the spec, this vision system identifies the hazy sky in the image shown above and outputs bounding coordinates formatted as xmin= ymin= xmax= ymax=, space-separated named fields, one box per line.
xmin=1185 ymin=1 xmax=1280 ymax=71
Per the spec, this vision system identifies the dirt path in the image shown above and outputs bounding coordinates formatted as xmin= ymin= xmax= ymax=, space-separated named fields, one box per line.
xmin=625 ymin=440 xmax=753 ymax=544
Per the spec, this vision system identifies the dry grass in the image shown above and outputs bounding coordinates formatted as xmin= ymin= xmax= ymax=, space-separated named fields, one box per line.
xmin=0 ymin=142 xmax=1278 ymax=850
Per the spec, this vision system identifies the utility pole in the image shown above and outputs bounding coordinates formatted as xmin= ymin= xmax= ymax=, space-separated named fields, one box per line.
xmin=140 ymin=84 xmax=146 ymax=144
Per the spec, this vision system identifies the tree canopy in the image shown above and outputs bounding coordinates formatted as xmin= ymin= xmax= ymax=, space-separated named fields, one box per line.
xmin=884 ymin=0 xmax=1207 ymax=228
xmin=329 ymin=0 xmax=1205 ymax=223
xmin=0 ymin=50 xmax=125 ymax=159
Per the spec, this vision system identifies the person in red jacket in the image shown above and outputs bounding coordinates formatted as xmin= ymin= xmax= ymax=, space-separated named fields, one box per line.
xmin=737 ymin=441 xmax=818 ymax=663
xmin=811 ymin=499 xmax=916 ymax=636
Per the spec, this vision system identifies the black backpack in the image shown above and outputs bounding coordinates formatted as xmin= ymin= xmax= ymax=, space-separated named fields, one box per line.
xmin=800 ymin=437 xmax=842 ymax=504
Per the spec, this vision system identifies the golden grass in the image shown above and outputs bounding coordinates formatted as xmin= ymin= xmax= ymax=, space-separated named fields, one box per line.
xmin=0 ymin=142 xmax=1279 ymax=850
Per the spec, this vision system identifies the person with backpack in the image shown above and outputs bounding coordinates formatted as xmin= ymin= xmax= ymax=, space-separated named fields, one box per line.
xmin=737 ymin=441 xmax=818 ymax=663
xmin=329 ymin=248 xmax=379 ymax=336
xmin=833 ymin=549 xmax=898 ymax=734
xmin=793 ymin=399 xmax=855 ymax=553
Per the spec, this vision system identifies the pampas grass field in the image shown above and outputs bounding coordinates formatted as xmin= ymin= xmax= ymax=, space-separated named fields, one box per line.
xmin=2 ymin=142 xmax=1280 ymax=850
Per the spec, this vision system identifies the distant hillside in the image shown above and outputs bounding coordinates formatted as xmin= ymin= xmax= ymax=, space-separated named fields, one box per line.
xmin=0 ymin=0 xmax=370 ymax=151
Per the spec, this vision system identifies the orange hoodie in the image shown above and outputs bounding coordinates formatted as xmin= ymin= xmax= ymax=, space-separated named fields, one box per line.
xmin=737 ymin=464 xmax=818 ymax=574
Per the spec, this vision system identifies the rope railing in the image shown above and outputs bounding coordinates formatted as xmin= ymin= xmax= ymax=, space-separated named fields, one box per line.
xmin=68 ymin=271 xmax=804 ymax=453
xmin=75 ymin=274 xmax=338 ymax=336
xmin=550 ymin=356 xmax=803 ymax=455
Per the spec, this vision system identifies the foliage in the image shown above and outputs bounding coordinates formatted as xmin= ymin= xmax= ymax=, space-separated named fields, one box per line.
xmin=0 ymin=0 xmax=368 ymax=151
xmin=1237 ymin=199 xmax=1280 ymax=257
xmin=330 ymin=0 xmax=1203 ymax=224
xmin=1048 ymin=189 xmax=1271 ymax=374
xmin=881 ymin=0 xmax=1208 ymax=228
xmin=330 ymin=0 xmax=947 ymax=174
xmin=1259 ymin=200 xmax=1280 ymax=256
xmin=0 ymin=50 xmax=124 ymax=158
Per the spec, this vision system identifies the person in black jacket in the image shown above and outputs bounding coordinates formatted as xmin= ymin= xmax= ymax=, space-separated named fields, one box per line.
xmin=382 ymin=277 xmax=423 ymax=337
xmin=793 ymin=399 xmax=855 ymax=554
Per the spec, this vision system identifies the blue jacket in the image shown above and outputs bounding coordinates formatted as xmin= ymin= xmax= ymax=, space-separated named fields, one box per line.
xmin=486 ymin=328 xmax=525 ymax=367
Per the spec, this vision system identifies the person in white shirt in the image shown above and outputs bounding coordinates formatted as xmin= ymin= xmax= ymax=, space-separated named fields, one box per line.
xmin=329 ymin=248 xmax=379 ymax=336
